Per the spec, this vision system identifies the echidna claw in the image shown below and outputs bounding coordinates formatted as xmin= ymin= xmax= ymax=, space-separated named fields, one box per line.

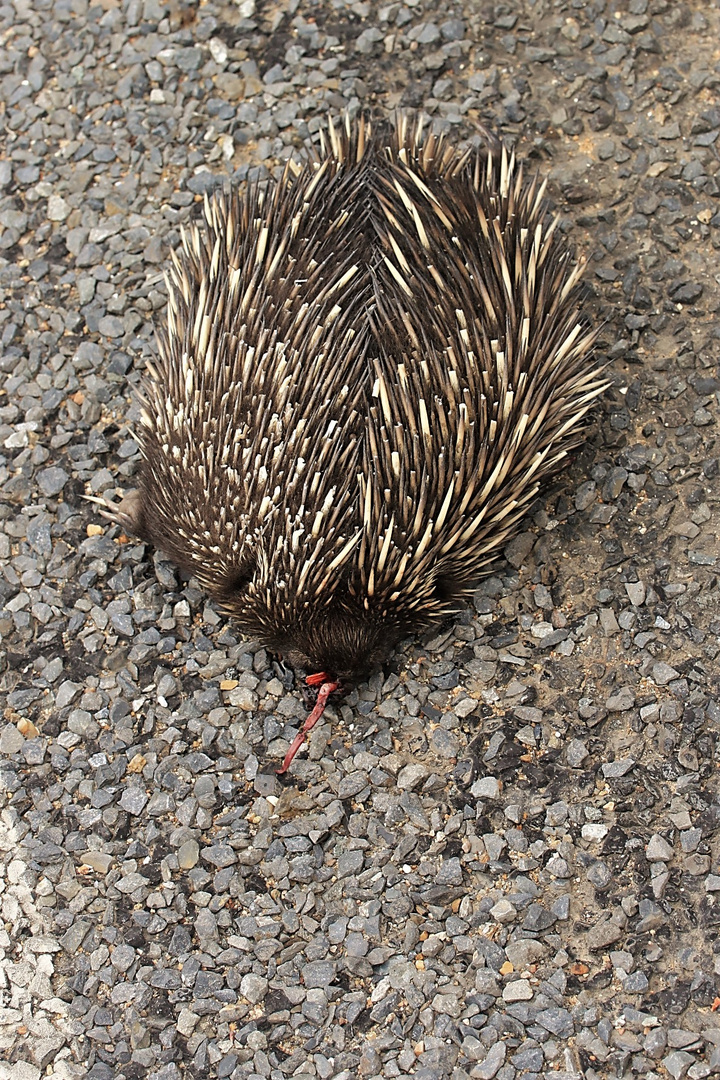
xmin=83 ymin=490 xmax=143 ymax=535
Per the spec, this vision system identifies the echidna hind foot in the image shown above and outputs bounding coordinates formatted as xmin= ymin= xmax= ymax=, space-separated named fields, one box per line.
xmin=114 ymin=112 xmax=606 ymax=716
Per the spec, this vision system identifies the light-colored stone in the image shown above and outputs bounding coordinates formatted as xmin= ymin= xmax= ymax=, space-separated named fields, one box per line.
xmin=471 ymin=776 xmax=501 ymax=800
xmin=503 ymin=979 xmax=534 ymax=1002
xmin=47 ymin=195 xmax=70 ymax=221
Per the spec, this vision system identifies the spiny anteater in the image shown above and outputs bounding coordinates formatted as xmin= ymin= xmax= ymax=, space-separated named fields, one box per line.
xmin=106 ymin=114 xmax=606 ymax=771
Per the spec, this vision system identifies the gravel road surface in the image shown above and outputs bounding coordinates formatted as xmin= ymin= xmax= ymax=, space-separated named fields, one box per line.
xmin=1 ymin=0 xmax=720 ymax=1078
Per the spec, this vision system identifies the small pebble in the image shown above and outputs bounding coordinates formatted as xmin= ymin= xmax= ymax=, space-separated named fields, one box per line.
xmin=503 ymin=979 xmax=534 ymax=1002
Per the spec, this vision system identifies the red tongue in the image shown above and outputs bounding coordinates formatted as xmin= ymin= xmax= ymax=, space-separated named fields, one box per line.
xmin=276 ymin=674 xmax=339 ymax=775
xmin=305 ymin=671 xmax=329 ymax=687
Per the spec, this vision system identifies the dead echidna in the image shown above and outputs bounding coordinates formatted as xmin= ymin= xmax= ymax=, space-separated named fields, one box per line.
xmin=107 ymin=115 xmax=606 ymax=772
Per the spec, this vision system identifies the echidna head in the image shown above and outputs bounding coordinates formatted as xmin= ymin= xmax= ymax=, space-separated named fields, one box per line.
xmin=204 ymin=551 xmax=409 ymax=686
xmin=275 ymin=608 xmax=402 ymax=686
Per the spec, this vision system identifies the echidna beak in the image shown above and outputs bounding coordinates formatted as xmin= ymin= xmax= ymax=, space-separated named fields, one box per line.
xmin=275 ymin=675 xmax=340 ymax=775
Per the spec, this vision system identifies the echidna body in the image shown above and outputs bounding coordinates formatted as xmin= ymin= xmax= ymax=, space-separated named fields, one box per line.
xmin=116 ymin=115 xmax=604 ymax=687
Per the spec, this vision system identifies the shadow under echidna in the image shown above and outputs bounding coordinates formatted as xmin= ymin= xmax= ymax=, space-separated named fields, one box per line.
xmin=104 ymin=113 xmax=607 ymax=773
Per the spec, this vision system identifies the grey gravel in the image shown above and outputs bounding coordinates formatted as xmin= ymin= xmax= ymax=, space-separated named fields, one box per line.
xmin=2 ymin=0 xmax=720 ymax=1078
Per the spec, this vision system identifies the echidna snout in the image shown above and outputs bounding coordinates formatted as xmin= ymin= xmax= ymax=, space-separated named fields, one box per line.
xmin=267 ymin=608 xmax=404 ymax=685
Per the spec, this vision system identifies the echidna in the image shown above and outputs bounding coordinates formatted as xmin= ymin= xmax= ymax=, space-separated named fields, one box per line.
xmin=108 ymin=114 xmax=605 ymax=772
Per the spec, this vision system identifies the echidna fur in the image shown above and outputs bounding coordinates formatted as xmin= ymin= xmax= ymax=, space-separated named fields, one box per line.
xmin=112 ymin=114 xmax=606 ymax=684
